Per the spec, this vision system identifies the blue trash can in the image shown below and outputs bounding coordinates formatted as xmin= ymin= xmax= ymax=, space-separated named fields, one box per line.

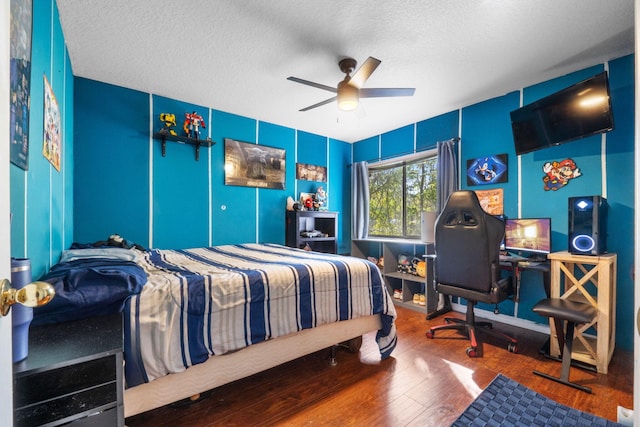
xmin=11 ymin=258 xmax=33 ymax=363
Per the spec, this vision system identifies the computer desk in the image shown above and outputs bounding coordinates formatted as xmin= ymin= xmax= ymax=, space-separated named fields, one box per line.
xmin=499 ymin=255 xmax=551 ymax=302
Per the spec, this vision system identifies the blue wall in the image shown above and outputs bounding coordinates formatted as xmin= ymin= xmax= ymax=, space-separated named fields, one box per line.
xmin=10 ymin=0 xmax=74 ymax=280
xmin=13 ymin=1 xmax=635 ymax=353
xmin=73 ymin=80 xmax=352 ymax=252
xmin=353 ymin=56 xmax=635 ymax=351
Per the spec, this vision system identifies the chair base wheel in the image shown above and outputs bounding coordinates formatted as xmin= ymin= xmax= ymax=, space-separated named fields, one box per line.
xmin=426 ymin=330 xmax=434 ymax=339
xmin=508 ymin=343 xmax=518 ymax=353
xmin=466 ymin=347 xmax=478 ymax=357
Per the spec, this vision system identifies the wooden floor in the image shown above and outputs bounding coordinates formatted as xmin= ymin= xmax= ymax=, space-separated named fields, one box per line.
xmin=125 ymin=305 xmax=633 ymax=426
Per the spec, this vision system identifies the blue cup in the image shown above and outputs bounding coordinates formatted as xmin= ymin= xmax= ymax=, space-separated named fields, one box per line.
xmin=11 ymin=258 xmax=33 ymax=363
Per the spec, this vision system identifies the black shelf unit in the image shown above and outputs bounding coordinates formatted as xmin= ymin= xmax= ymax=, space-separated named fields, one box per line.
xmin=13 ymin=313 xmax=124 ymax=426
xmin=153 ymin=131 xmax=216 ymax=161
xmin=285 ymin=210 xmax=338 ymax=254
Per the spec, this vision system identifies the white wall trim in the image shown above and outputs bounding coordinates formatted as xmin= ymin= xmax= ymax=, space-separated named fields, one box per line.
xmin=601 ymin=62 xmax=610 ymax=199
xmin=148 ymin=94 xmax=154 ymax=248
xmin=207 ymin=109 xmax=213 ymax=246
xmin=633 ymin=1 xmax=640 ymax=423
xmin=255 ymin=121 xmax=260 ymax=243
xmin=517 ymin=88 xmax=524 ymax=218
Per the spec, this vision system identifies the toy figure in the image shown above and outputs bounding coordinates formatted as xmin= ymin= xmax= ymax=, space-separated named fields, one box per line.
xmin=159 ymin=113 xmax=177 ymax=136
xmin=315 ymin=186 xmax=327 ymax=211
xmin=183 ymin=111 xmax=206 ymax=139
xmin=542 ymin=158 xmax=581 ymax=191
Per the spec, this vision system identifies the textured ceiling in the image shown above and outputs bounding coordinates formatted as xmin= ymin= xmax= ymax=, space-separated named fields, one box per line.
xmin=56 ymin=0 xmax=634 ymax=143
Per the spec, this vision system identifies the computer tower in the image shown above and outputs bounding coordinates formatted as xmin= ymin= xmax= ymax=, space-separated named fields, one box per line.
xmin=568 ymin=196 xmax=608 ymax=255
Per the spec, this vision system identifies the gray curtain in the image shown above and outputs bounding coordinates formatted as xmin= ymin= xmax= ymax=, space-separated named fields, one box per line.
xmin=435 ymin=138 xmax=459 ymax=309
xmin=352 ymin=161 xmax=370 ymax=239
xmin=436 ymin=138 xmax=459 ymax=215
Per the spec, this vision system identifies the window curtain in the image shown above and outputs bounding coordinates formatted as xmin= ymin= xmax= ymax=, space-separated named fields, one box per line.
xmin=352 ymin=161 xmax=370 ymax=239
xmin=435 ymin=138 xmax=459 ymax=310
xmin=436 ymin=138 xmax=459 ymax=215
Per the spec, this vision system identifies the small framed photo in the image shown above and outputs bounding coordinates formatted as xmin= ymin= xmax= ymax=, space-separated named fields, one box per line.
xmin=296 ymin=163 xmax=327 ymax=182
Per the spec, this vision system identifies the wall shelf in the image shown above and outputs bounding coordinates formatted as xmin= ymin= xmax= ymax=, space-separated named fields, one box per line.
xmin=153 ymin=131 xmax=216 ymax=161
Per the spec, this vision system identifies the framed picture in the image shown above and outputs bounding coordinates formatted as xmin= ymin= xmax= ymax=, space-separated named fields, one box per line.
xmin=466 ymin=153 xmax=508 ymax=186
xmin=224 ymin=138 xmax=286 ymax=189
xmin=296 ymin=163 xmax=327 ymax=182
xmin=10 ymin=0 xmax=33 ymax=170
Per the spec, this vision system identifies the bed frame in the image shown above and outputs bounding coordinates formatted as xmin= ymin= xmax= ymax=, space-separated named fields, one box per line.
xmin=124 ymin=314 xmax=382 ymax=417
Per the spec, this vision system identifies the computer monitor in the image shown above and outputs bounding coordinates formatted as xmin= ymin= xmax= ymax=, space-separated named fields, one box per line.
xmin=504 ymin=218 xmax=551 ymax=255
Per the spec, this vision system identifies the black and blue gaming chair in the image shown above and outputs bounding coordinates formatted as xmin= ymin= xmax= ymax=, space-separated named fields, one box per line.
xmin=426 ymin=190 xmax=517 ymax=357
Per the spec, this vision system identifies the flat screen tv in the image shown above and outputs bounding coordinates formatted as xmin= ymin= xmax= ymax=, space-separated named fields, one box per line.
xmin=504 ymin=218 xmax=551 ymax=255
xmin=510 ymin=71 xmax=614 ymax=156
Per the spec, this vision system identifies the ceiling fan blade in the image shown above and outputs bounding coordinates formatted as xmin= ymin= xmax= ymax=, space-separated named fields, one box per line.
xmin=348 ymin=57 xmax=381 ymax=88
xmin=360 ymin=87 xmax=416 ymax=98
xmin=299 ymin=96 xmax=338 ymax=112
xmin=287 ymin=76 xmax=337 ymax=93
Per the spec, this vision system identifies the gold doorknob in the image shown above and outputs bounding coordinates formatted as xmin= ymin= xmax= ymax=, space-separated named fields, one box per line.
xmin=0 ymin=279 xmax=55 ymax=317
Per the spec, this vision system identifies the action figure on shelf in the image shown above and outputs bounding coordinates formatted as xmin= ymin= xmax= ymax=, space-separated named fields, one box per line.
xmin=159 ymin=113 xmax=177 ymax=136
xmin=183 ymin=111 xmax=206 ymax=139
xmin=315 ymin=186 xmax=327 ymax=211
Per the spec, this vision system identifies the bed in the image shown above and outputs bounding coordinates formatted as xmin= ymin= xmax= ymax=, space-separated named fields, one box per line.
xmin=35 ymin=242 xmax=397 ymax=417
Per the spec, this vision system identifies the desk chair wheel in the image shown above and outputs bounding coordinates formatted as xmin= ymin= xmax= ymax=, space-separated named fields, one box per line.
xmin=426 ymin=330 xmax=434 ymax=339
xmin=466 ymin=347 xmax=478 ymax=357
xmin=508 ymin=342 xmax=518 ymax=353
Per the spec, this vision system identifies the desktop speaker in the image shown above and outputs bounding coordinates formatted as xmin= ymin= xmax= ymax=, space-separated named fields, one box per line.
xmin=568 ymin=196 xmax=608 ymax=255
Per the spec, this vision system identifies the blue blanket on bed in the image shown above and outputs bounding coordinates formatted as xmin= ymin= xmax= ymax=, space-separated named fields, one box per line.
xmin=33 ymin=258 xmax=147 ymax=326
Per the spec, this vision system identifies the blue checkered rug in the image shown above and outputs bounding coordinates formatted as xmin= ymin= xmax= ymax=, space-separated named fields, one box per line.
xmin=452 ymin=374 xmax=622 ymax=426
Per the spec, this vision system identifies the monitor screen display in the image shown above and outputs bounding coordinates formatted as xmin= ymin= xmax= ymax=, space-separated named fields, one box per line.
xmin=504 ymin=218 xmax=551 ymax=254
xmin=510 ymin=71 xmax=614 ymax=156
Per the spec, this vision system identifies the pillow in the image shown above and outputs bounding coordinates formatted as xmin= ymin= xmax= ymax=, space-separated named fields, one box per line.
xmin=59 ymin=247 xmax=140 ymax=263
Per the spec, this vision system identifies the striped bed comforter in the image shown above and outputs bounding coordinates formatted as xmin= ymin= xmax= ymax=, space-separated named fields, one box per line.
xmin=123 ymin=243 xmax=397 ymax=387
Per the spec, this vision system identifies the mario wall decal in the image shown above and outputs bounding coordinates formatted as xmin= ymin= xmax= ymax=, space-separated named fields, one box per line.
xmin=542 ymin=158 xmax=581 ymax=191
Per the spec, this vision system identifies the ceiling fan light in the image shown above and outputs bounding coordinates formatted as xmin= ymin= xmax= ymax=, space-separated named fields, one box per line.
xmin=337 ymin=81 xmax=359 ymax=111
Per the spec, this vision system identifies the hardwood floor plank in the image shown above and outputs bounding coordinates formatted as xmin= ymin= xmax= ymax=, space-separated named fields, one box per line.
xmin=126 ymin=306 xmax=633 ymax=426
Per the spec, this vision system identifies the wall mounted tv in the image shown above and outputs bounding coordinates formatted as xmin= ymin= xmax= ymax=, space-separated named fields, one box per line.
xmin=510 ymin=71 xmax=614 ymax=156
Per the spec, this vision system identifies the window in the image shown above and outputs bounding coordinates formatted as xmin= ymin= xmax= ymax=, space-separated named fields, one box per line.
xmin=368 ymin=153 xmax=438 ymax=238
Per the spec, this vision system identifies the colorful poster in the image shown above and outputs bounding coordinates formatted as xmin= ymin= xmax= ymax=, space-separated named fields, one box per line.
xmin=10 ymin=0 xmax=33 ymax=170
xmin=474 ymin=188 xmax=504 ymax=215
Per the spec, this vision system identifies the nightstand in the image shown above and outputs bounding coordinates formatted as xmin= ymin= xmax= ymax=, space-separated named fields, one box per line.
xmin=13 ymin=313 xmax=124 ymax=426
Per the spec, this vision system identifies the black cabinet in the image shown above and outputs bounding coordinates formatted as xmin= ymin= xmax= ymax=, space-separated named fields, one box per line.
xmin=286 ymin=210 xmax=338 ymax=254
xmin=13 ymin=314 xmax=124 ymax=426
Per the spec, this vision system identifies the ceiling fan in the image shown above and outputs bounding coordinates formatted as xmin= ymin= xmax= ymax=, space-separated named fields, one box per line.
xmin=287 ymin=57 xmax=415 ymax=112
